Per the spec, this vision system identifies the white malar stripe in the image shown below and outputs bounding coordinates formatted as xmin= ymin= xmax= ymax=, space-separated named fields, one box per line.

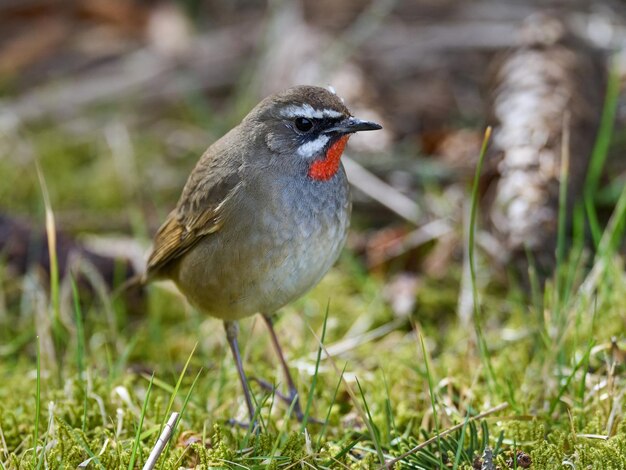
xmin=297 ymin=135 xmax=330 ymax=157
xmin=281 ymin=103 xmax=343 ymax=119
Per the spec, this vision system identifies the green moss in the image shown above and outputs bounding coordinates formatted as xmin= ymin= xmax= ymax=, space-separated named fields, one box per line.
xmin=530 ymin=429 xmax=626 ymax=470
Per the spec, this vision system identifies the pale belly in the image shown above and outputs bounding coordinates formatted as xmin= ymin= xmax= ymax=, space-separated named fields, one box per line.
xmin=171 ymin=173 xmax=350 ymax=320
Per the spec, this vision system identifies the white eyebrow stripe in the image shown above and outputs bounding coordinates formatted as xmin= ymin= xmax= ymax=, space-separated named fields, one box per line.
xmin=297 ymin=135 xmax=330 ymax=157
xmin=281 ymin=103 xmax=343 ymax=119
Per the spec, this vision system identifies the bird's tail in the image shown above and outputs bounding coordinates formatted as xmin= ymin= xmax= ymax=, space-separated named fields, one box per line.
xmin=112 ymin=273 xmax=146 ymax=300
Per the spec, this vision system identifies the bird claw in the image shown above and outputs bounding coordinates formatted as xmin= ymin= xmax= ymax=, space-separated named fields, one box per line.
xmin=252 ymin=377 xmax=325 ymax=424
xmin=226 ymin=418 xmax=260 ymax=433
xmin=252 ymin=377 xmax=286 ymax=397
xmin=301 ymin=415 xmax=325 ymax=425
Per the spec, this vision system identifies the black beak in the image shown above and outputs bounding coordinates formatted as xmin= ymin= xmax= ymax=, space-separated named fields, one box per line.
xmin=324 ymin=117 xmax=382 ymax=134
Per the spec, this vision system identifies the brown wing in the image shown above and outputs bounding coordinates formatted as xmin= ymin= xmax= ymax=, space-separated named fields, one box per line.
xmin=145 ymin=205 xmax=225 ymax=279
xmin=146 ymin=133 xmax=243 ymax=280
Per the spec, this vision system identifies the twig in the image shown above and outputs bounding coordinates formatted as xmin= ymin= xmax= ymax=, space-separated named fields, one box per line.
xmin=142 ymin=412 xmax=179 ymax=470
xmin=343 ymin=155 xmax=421 ymax=224
xmin=308 ymin=317 xmax=406 ymax=360
xmin=377 ymin=402 xmax=509 ymax=469
xmin=367 ymin=219 xmax=453 ymax=268
xmin=576 ymin=433 xmax=609 ymax=440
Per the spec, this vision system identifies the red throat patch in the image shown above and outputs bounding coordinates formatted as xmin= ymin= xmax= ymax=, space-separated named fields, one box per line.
xmin=308 ymin=135 xmax=350 ymax=181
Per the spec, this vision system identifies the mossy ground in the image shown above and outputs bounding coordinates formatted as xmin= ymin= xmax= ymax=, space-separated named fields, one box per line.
xmin=1 ymin=104 xmax=626 ymax=469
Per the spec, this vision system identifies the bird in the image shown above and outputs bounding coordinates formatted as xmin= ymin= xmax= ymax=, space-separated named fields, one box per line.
xmin=145 ymin=85 xmax=382 ymax=422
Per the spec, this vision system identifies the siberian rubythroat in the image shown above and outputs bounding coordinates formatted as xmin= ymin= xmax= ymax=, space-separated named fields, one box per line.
xmin=146 ymin=85 xmax=382 ymax=421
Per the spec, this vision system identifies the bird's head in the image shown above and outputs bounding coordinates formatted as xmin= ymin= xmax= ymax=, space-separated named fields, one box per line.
xmin=245 ymin=85 xmax=382 ymax=181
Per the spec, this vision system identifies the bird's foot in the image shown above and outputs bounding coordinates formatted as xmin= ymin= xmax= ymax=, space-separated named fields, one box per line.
xmin=252 ymin=377 xmax=324 ymax=424
xmin=226 ymin=418 xmax=261 ymax=433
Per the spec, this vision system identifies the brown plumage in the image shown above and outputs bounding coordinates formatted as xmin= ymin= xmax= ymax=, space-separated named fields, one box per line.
xmin=146 ymin=137 xmax=240 ymax=279
xmin=146 ymin=85 xmax=381 ymax=422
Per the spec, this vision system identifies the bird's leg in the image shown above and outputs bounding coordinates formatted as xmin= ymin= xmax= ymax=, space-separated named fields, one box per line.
xmin=224 ymin=321 xmax=256 ymax=424
xmin=260 ymin=313 xmax=304 ymax=420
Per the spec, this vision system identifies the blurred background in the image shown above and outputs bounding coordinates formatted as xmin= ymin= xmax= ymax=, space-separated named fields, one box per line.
xmin=1 ymin=0 xmax=626 ymax=466
xmin=1 ymin=0 xmax=624 ymax=313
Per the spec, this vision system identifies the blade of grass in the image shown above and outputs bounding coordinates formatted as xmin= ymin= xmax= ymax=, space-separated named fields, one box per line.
xmin=467 ymin=127 xmax=497 ymax=394
xmin=157 ymin=368 xmax=203 ymax=468
xmin=139 ymin=426 xmax=161 ymax=442
xmin=564 ymin=204 xmax=586 ymax=308
xmin=71 ymin=278 xmax=88 ymax=432
xmin=325 ymin=438 xmax=360 ymax=467
xmin=480 ymin=420 xmax=490 ymax=454
xmin=143 ymin=375 xmax=176 ymax=395
xmin=33 ymin=336 xmax=41 ymax=467
xmin=179 ymin=369 xmax=202 ymax=422
xmin=549 ymin=341 xmax=593 ymax=415
xmin=35 ymin=162 xmax=59 ymax=324
xmin=316 ymin=362 xmax=347 ymax=449
xmin=305 ymin=323 xmax=385 ymax=467
xmin=381 ymin=369 xmax=396 ymax=445
xmin=494 ymin=430 xmax=505 ymax=456
xmin=128 ymin=373 xmax=155 ymax=470
xmin=267 ymin=393 xmax=301 ymax=467
xmin=158 ymin=343 xmax=197 ymax=430
xmin=452 ymin=416 xmax=470 ymax=470
xmin=355 ymin=377 xmax=384 ymax=464
xmin=418 ymin=331 xmax=442 ymax=468
xmin=112 ymin=335 xmax=139 ymax=380
xmin=241 ymin=391 xmax=269 ymax=449
xmin=36 ymin=162 xmax=65 ymax=385
xmin=155 ymin=343 xmax=197 ymax=469
xmin=577 ymin=299 xmax=598 ymax=419
xmin=597 ymin=183 xmax=626 ymax=256
xmin=301 ymin=302 xmax=330 ymax=432
xmin=584 ymin=62 xmax=620 ymax=247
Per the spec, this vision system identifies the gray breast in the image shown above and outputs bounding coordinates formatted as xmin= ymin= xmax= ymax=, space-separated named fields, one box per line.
xmin=173 ymin=167 xmax=350 ymax=320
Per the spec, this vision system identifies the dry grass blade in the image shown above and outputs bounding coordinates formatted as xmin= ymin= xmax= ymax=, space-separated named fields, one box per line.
xmin=35 ymin=162 xmax=59 ymax=321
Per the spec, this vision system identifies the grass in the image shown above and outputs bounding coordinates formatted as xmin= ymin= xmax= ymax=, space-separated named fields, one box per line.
xmin=585 ymin=63 xmax=620 ymax=247
xmin=33 ymin=336 xmax=41 ymax=468
xmin=301 ymin=304 xmax=330 ymax=432
xmin=1 ymin=80 xmax=626 ymax=469
xmin=467 ymin=126 xmax=498 ymax=397
xmin=128 ymin=372 xmax=154 ymax=469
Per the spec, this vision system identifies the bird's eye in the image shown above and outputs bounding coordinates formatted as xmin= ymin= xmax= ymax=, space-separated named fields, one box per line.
xmin=294 ymin=117 xmax=314 ymax=132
